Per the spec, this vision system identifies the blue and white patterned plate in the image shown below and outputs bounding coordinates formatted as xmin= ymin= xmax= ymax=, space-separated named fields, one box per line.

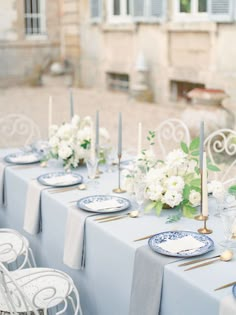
xmin=77 ymin=195 xmax=131 ymax=213
xmin=37 ymin=171 xmax=83 ymax=187
xmin=148 ymin=231 xmax=214 ymax=258
xmin=4 ymin=152 xmax=42 ymax=165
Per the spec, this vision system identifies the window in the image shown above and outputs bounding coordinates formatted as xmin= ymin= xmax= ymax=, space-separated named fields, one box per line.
xmin=90 ymin=0 xmax=102 ymax=22
xmin=107 ymin=72 xmax=129 ymax=92
xmin=107 ymin=0 xmax=131 ymax=23
xmin=170 ymin=80 xmax=205 ymax=102
xmin=24 ymin=0 xmax=46 ymax=35
xmin=174 ymin=0 xmax=208 ymax=20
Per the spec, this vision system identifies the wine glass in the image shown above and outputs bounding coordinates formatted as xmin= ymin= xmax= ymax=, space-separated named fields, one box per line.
xmin=85 ymin=157 xmax=99 ymax=189
xmin=219 ymin=206 xmax=236 ymax=249
xmin=133 ymin=181 xmax=146 ymax=215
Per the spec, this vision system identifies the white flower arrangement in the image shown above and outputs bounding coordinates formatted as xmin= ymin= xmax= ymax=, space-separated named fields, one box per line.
xmin=124 ymin=134 xmax=221 ymax=221
xmin=47 ymin=115 xmax=111 ymax=169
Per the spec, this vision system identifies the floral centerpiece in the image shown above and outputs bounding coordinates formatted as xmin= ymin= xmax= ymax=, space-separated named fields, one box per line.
xmin=124 ymin=133 xmax=223 ymax=221
xmin=46 ymin=115 xmax=111 ymax=169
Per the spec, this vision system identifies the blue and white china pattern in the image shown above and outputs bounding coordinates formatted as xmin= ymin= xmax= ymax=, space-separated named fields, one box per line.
xmin=37 ymin=171 xmax=83 ymax=187
xmin=77 ymin=195 xmax=130 ymax=213
xmin=148 ymin=231 xmax=214 ymax=257
xmin=4 ymin=152 xmax=42 ymax=165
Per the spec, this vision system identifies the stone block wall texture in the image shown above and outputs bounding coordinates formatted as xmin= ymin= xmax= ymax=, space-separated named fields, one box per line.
xmin=0 ymin=0 xmax=61 ymax=86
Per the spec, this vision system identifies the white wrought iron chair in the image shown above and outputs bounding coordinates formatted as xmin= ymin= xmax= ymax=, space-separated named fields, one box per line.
xmin=0 ymin=229 xmax=36 ymax=270
xmin=155 ymin=118 xmax=191 ymax=157
xmin=0 ymin=262 xmax=82 ymax=315
xmin=0 ymin=114 xmax=41 ymax=148
xmin=204 ymin=128 xmax=236 ymax=182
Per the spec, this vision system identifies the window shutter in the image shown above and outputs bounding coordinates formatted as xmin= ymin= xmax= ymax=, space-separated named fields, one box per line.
xmin=208 ymin=0 xmax=234 ymax=22
xmin=132 ymin=0 xmax=146 ymax=21
xmin=89 ymin=0 xmax=102 ymax=22
xmin=131 ymin=0 xmax=166 ymax=22
xmin=149 ymin=0 xmax=166 ymax=21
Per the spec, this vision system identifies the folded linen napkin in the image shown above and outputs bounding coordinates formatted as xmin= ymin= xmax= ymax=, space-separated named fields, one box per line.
xmin=87 ymin=199 xmax=122 ymax=211
xmin=43 ymin=174 xmax=78 ymax=186
xmin=0 ymin=161 xmax=7 ymax=207
xmin=63 ymin=206 xmax=95 ymax=269
xmin=157 ymin=235 xmax=205 ymax=254
xmin=129 ymin=245 xmax=181 ymax=315
xmin=23 ymin=180 xmax=43 ymax=234
xmin=10 ymin=153 xmax=38 ymax=163
xmin=220 ymin=295 xmax=236 ymax=315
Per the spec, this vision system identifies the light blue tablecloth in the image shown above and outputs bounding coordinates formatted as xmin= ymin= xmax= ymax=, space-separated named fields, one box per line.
xmin=0 ymin=151 xmax=235 ymax=315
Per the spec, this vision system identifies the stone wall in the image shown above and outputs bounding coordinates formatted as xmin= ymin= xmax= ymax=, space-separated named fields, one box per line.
xmin=0 ymin=0 xmax=61 ymax=86
xmin=76 ymin=1 xmax=236 ymax=107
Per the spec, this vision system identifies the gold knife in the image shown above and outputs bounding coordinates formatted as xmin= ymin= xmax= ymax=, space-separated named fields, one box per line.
xmin=98 ymin=215 xmax=127 ymax=223
xmin=214 ymin=281 xmax=236 ymax=291
xmin=184 ymin=258 xmax=219 ymax=271
xmin=95 ymin=214 xmax=124 ymax=221
xmin=133 ymin=234 xmax=157 ymax=242
xmin=178 ymin=255 xmax=220 ymax=267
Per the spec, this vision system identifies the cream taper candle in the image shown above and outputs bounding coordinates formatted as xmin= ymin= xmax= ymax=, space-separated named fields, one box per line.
xmin=48 ymin=95 xmax=52 ymax=135
xmin=137 ymin=122 xmax=142 ymax=155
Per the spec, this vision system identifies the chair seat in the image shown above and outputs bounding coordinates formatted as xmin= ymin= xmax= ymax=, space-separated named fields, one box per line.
xmin=0 ymin=268 xmax=72 ymax=312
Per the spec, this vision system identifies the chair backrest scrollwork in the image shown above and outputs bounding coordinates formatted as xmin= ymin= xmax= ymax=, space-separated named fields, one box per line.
xmin=156 ymin=119 xmax=191 ymax=157
xmin=204 ymin=128 xmax=236 ymax=181
xmin=0 ymin=114 xmax=41 ymax=148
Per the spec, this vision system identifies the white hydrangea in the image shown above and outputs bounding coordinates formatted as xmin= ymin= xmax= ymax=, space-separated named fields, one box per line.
xmin=146 ymin=183 xmax=164 ymax=201
xmin=166 ymin=149 xmax=188 ymax=168
xmin=71 ymin=115 xmax=80 ymax=128
xmin=57 ymin=123 xmax=73 ymax=140
xmin=189 ymin=190 xmax=201 ymax=207
xmin=165 ymin=176 xmax=185 ymax=192
xmin=49 ymin=136 xmax=59 ymax=148
xmin=208 ymin=180 xmax=225 ymax=199
xmin=58 ymin=143 xmax=73 ymax=160
xmin=162 ymin=190 xmax=183 ymax=208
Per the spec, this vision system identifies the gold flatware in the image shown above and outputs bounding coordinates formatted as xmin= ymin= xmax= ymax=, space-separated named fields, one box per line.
xmin=133 ymin=234 xmax=157 ymax=242
xmin=98 ymin=210 xmax=140 ymax=223
xmin=178 ymin=255 xmax=220 ymax=267
xmin=49 ymin=184 xmax=87 ymax=194
xmin=184 ymin=250 xmax=233 ymax=271
xmin=214 ymin=281 xmax=236 ymax=291
xmin=95 ymin=214 xmax=123 ymax=221
xmin=98 ymin=215 xmax=127 ymax=223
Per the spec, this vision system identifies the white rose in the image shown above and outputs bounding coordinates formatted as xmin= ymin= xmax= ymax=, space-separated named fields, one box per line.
xmin=58 ymin=143 xmax=73 ymax=160
xmin=57 ymin=124 xmax=74 ymax=140
xmin=166 ymin=149 xmax=187 ymax=168
xmin=189 ymin=190 xmax=201 ymax=207
xmin=165 ymin=176 xmax=185 ymax=192
xmin=71 ymin=115 xmax=80 ymax=127
xmin=49 ymin=136 xmax=59 ymax=148
xmin=146 ymin=183 xmax=163 ymax=201
xmin=210 ymin=180 xmax=225 ymax=199
xmin=162 ymin=190 xmax=183 ymax=208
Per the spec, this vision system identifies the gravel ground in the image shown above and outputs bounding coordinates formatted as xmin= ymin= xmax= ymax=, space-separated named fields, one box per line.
xmin=0 ymin=85 xmax=184 ymax=153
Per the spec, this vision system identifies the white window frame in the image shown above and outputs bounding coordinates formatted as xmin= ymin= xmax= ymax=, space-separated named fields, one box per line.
xmin=107 ymin=0 xmax=132 ymax=24
xmin=24 ymin=0 xmax=47 ymax=39
xmin=173 ymin=0 xmax=208 ymax=22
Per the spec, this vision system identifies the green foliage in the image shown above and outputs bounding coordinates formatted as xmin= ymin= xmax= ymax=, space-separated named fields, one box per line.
xmin=81 ymin=139 xmax=90 ymax=150
xmin=147 ymin=130 xmax=156 ymax=146
xmin=228 ymin=185 xmax=236 ymax=195
xmin=166 ymin=211 xmax=182 ymax=224
xmin=189 ymin=137 xmax=200 ymax=151
xmin=207 ymin=164 xmax=220 ymax=172
xmin=155 ymin=201 xmax=163 ymax=216
xmin=182 ymin=204 xmax=197 ymax=218
xmin=181 ymin=142 xmax=189 ymax=154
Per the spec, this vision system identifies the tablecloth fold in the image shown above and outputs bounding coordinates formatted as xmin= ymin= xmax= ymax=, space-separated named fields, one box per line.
xmin=129 ymin=245 xmax=180 ymax=315
xmin=23 ymin=180 xmax=43 ymax=234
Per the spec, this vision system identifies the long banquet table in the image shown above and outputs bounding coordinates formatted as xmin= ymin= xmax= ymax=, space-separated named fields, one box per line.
xmin=1 ymin=149 xmax=236 ymax=315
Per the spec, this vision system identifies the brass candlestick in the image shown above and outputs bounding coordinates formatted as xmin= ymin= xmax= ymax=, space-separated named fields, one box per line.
xmin=113 ymin=154 xmax=126 ymax=193
xmin=195 ymin=170 xmax=205 ymax=221
xmin=198 ymin=215 xmax=213 ymax=234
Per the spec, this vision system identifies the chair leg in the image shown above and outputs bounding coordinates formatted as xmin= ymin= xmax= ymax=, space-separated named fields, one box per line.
xmin=28 ymin=247 xmax=37 ymax=267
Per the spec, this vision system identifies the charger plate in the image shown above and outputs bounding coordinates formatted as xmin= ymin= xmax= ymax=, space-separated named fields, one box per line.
xmin=148 ymin=230 xmax=214 ymax=258
xmin=77 ymin=195 xmax=130 ymax=213
xmin=37 ymin=171 xmax=83 ymax=187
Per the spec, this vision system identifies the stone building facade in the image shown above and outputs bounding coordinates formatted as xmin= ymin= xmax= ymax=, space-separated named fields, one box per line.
xmin=68 ymin=0 xmax=236 ymax=106
xmin=1 ymin=0 xmax=236 ymax=107
xmin=0 ymin=0 xmax=61 ymax=86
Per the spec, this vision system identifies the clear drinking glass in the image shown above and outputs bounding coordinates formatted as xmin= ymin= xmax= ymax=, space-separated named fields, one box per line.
xmin=85 ymin=157 xmax=98 ymax=188
xmin=220 ymin=207 xmax=236 ymax=248
xmin=133 ymin=181 xmax=146 ymax=214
